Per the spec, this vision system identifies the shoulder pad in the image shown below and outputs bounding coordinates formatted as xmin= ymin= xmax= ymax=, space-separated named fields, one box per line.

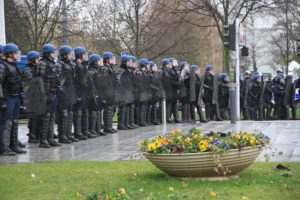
xmin=38 ymin=60 xmax=47 ymax=67
xmin=136 ymin=71 xmax=143 ymax=77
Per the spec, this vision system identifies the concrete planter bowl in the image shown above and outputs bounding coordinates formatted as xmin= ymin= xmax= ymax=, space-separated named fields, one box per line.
xmin=144 ymin=146 xmax=262 ymax=179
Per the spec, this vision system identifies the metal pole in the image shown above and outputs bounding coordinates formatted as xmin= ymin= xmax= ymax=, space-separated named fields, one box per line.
xmin=62 ymin=0 xmax=69 ymax=45
xmin=0 ymin=0 xmax=6 ymax=44
xmin=235 ymin=18 xmax=240 ymax=120
xmin=229 ymin=86 xmax=237 ymax=124
xmin=162 ymin=98 xmax=167 ymax=132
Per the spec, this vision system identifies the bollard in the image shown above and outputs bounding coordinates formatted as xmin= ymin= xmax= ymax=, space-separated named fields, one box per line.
xmin=229 ymin=87 xmax=237 ymax=124
xmin=162 ymin=98 xmax=167 ymax=132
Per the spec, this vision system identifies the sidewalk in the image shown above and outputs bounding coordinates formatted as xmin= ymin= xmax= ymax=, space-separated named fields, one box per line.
xmin=0 ymin=121 xmax=299 ymax=164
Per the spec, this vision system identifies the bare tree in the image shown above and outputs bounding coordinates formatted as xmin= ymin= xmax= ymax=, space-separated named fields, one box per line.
xmin=86 ymin=0 xmax=205 ymax=61
xmin=5 ymin=0 xmax=81 ymax=52
xmin=162 ymin=0 xmax=281 ymax=72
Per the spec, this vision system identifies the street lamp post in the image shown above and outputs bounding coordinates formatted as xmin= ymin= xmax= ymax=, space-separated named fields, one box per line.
xmin=0 ymin=0 xmax=6 ymax=44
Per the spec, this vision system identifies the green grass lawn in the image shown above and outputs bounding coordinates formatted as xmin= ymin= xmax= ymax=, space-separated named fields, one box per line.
xmin=0 ymin=161 xmax=299 ymax=200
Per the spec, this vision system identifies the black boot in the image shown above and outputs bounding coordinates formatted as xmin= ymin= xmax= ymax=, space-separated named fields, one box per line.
xmin=215 ymin=104 xmax=223 ymax=121
xmin=190 ymin=104 xmax=196 ymax=123
xmin=82 ymin=110 xmax=96 ymax=138
xmin=118 ymin=106 xmax=128 ymax=130
xmin=173 ymin=103 xmax=181 ymax=123
xmin=0 ymin=120 xmax=16 ymax=156
xmin=48 ymin=114 xmax=61 ymax=146
xmin=197 ymin=105 xmax=207 ymax=123
xmin=104 ymin=106 xmax=117 ymax=133
xmin=125 ymin=105 xmax=136 ymax=129
xmin=138 ymin=104 xmax=147 ymax=127
xmin=166 ymin=102 xmax=174 ymax=123
xmin=58 ymin=110 xmax=71 ymax=144
xmin=205 ymin=105 xmax=211 ymax=121
xmin=39 ymin=114 xmax=50 ymax=148
xmin=96 ymin=111 xmax=106 ymax=136
xmin=151 ymin=104 xmax=161 ymax=125
xmin=266 ymin=105 xmax=272 ymax=120
xmin=90 ymin=110 xmax=100 ymax=136
xmin=129 ymin=105 xmax=139 ymax=128
xmin=74 ymin=110 xmax=87 ymax=140
xmin=291 ymin=107 xmax=297 ymax=120
xmin=146 ymin=105 xmax=152 ymax=125
xmin=28 ymin=117 xmax=39 ymax=143
xmin=10 ymin=120 xmax=27 ymax=154
xmin=67 ymin=111 xmax=79 ymax=142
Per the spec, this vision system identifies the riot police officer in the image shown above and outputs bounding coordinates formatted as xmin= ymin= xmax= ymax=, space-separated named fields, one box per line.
xmin=127 ymin=56 xmax=139 ymax=129
xmin=73 ymin=47 xmax=90 ymax=140
xmin=57 ymin=45 xmax=79 ymax=143
xmin=192 ymin=66 xmax=206 ymax=123
xmin=218 ymin=73 xmax=230 ymax=120
xmin=248 ymin=74 xmax=262 ymax=120
xmin=283 ymin=75 xmax=297 ymax=120
xmin=22 ymin=51 xmax=44 ymax=143
xmin=203 ymin=65 xmax=223 ymax=121
xmin=178 ymin=61 xmax=191 ymax=123
xmin=169 ymin=58 xmax=181 ymax=123
xmin=240 ymin=71 xmax=252 ymax=119
xmin=160 ymin=59 xmax=174 ymax=123
xmin=273 ymin=72 xmax=285 ymax=120
xmin=0 ymin=43 xmax=27 ymax=155
xmin=94 ymin=52 xmax=118 ymax=133
xmin=134 ymin=59 xmax=150 ymax=127
xmin=148 ymin=61 xmax=163 ymax=125
xmin=38 ymin=44 xmax=61 ymax=148
xmin=262 ymin=75 xmax=273 ymax=120
xmin=87 ymin=54 xmax=104 ymax=136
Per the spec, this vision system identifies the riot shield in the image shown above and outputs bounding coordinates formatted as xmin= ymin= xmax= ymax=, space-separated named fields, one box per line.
xmin=160 ymin=69 xmax=173 ymax=100
xmin=212 ymin=74 xmax=219 ymax=104
xmin=134 ymin=71 xmax=148 ymax=102
xmin=189 ymin=68 xmax=196 ymax=102
xmin=118 ymin=68 xmax=135 ymax=104
xmin=23 ymin=77 xmax=47 ymax=115
xmin=283 ymin=76 xmax=293 ymax=106
xmin=94 ymin=67 xmax=115 ymax=103
xmin=259 ymin=81 xmax=266 ymax=108
xmin=59 ymin=70 xmax=77 ymax=106
xmin=197 ymin=75 xmax=205 ymax=105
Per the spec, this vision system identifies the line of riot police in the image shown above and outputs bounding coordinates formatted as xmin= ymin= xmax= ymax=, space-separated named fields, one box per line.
xmin=1 ymin=43 xmax=299 ymax=156
xmin=240 ymin=69 xmax=300 ymax=121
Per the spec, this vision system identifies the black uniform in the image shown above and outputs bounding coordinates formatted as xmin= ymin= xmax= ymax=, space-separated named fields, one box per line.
xmin=190 ymin=73 xmax=206 ymax=122
xmin=149 ymin=70 xmax=164 ymax=125
xmin=203 ymin=73 xmax=222 ymax=121
xmin=218 ymin=77 xmax=230 ymax=120
xmin=169 ymin=67 xmax=181 ymax=123
xmin=248 ymin=78 xmax=262 ymax=120
xmin=283 ymin=75 xmax=296 ymax=120
xmin=57 ymin=59 xmax=78 ymax=143
xmin=94 ymin=63 xmax=119 ymax=133
xmin=87 ymin=63 xmax=104 ymax=136
xmin=240 ymin=77 xmax=251 ymax=119
xmin=262 ymin=78 xmax=273 ymax=120
xmin=273 ymin=74 xmax=285 ymax=120
xmin=117 ymin=63 xmax=136 ymax=130
xmin=160 ymin=67 xmax=174 ymax=123
xmin=0 ymin=60 xmax=26 ymax=154
xmin=38 ymin=56 xmax=61 ymax=147
xmin=22 ymin=62 xmax=47 ymax=143
xmin=134 ymin=69 xmax=149 ymax=127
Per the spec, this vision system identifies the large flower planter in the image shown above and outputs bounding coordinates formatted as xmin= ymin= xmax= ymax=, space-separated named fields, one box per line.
xmin=144 ymin=146 xmax=262 ymax=178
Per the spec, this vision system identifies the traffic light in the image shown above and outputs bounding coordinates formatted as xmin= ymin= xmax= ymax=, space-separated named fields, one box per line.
xmin=297 ymin=39 xmax=300 ymax=57
xmin=242 ymin=46 xmax=249 ymax=57
xmin=223 ymin=23 xmax=236 ymax=51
